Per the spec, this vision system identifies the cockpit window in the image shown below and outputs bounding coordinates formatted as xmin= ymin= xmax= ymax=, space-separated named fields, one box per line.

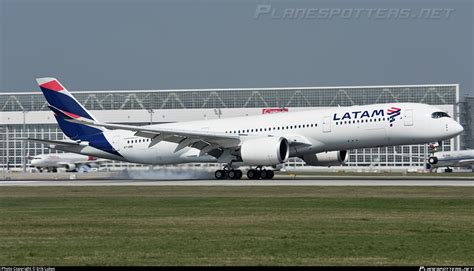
xmin=431 ymin=112 xmax=451 ymax=119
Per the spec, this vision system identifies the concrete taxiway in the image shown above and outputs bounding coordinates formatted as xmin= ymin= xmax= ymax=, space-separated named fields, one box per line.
xmin=0 ymin=179 xmax=473 ymax=186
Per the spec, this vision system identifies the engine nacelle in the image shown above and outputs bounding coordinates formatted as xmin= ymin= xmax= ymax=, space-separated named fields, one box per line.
xmin=428 ymin=156 xmax=438 ymax=164
xmin=64 ymin=163 xmax=76 ymax=171
xmin=240 ymin=137 xmax=289 ymax=166
xmin=302 ymin=151 xmax=348 ymax=166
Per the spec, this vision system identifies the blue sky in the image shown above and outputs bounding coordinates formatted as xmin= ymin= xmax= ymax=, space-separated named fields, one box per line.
xmin=1 ymin=0 xmax=472 ymax=96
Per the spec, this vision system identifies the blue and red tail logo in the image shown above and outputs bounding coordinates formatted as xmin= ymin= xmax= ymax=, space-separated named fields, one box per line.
xmin=37 ymin=78 xmax=122 ymax=158
xmin=37 ymin=78 xmax=96 ymax=121
xmin=387 ymin=107 xmax=401 ymax=126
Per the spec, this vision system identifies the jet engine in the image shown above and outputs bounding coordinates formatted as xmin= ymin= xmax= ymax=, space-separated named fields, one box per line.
xmin=428 ymin=156 xmax=438 ymax=164
xmin=240 ymin=137 xmax=289 ymax=165
xmin=302 ymin=150 xmax=348 ymax=166
xmin=64 ymin=163 xmax=76 ymax=171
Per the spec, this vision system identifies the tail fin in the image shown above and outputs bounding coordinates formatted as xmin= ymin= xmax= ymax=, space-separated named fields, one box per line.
xmin=37 ymin=78 xmax=97 ymax=121
xmin=36 ymin=77 xmax=103 ymax=140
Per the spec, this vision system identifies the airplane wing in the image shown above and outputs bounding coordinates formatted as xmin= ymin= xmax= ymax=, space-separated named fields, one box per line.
xmin=67 ymin=118 xmax=242 ymax=156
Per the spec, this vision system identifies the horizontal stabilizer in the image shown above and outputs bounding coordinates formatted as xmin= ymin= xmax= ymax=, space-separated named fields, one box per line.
xmin=22 ymin=137 xmax=81 ymax=147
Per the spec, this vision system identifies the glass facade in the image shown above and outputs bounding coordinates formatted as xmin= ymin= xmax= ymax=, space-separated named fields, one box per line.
xmin=0 ymin=84 xmax=460 ymax=169
xmin=1 ymin=85 xmax=457 ymax=111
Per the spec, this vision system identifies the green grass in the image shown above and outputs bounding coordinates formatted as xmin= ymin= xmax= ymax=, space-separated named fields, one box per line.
xmin=277 ymin=171 xmax=474 ymax=177
xmin=0 ymin=186 xmax=472 ymax=266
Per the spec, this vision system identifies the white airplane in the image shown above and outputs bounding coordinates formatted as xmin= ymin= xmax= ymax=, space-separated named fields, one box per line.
xmin=426 ymin=144 xmax=474 ymax=172
xmin=27 ymin=77 xmax=464 ymax=179
xmin=29 ymin=153 xmax=104 ymax=172
xmin=396 ymin=143 xmax=474 ymax=172
xmin=426 ymin=149 xmax=474 ymax=172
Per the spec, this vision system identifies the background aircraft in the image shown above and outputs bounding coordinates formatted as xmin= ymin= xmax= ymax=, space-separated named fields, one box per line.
xmin=425 ymin=143 xmax=474 ymax=172
xmin=395 ymin=143 xmax=474 ymax=172
xmin=29 ymin=153 xmax=105 ymax=172
xmin=28 ymin=78 xmax=464 ymax=179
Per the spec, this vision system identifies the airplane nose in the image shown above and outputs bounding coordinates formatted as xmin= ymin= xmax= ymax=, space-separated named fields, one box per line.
xmin=452 ymin=122 xmax=464 ymax=136
xmin=454 ymin=122 xmax=464 ymax=135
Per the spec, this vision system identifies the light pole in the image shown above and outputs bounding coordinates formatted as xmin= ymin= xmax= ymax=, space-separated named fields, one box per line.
xmin=0 ymin=127 xmax=6 ymax=179
xmin=22 ymin=111 xmax=28 ymax=173
xmin=214 ymin=108 xmax=222 ymax=119
xmin=148 ymin=109 xmax=154 ymax=125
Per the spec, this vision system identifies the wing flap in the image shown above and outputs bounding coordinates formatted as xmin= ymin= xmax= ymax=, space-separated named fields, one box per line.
xmin=68 ymin=119 xmax=241 ymax=148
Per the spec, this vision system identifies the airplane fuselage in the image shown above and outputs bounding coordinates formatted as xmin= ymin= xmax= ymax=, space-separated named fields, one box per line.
xmin=63 ymin=103 xmax=462 ymax=166
xmin=428 ymin=150 xmax=474 ymax=169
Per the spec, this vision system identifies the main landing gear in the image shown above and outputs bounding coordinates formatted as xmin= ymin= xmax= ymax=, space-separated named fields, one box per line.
xmin=246 ymin=167 xmax=275 ymax=180
xmin=214 ymin=166 xmax=243 ymax=180
xmin=444 ymin=167 xmax=453 ymax=173
xmin=213 ymin=166 xmax=275 ymax=180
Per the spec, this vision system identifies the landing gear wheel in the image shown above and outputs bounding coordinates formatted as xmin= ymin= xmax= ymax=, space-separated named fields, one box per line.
xmin=444 ymin=168 xmax=453 ymax=173
xmin=214 ymin=170 xmax=227 ymax=179
xmin=229 ymin=170 xmax=242 ymax=179
xmin=228 ymin=170 xmax=237 ymax=179
xmin=247 ymin=170 xmax=259 ymax=180
xmin=428 ymin=157 xmax=438 ymax=164
xmin=235 ymin=170 xmax=243 ymax=179
xmin=267 ymin=170 xmax=274 ymax=179
xmin=261 ymin=170 xmax=274 ymax=179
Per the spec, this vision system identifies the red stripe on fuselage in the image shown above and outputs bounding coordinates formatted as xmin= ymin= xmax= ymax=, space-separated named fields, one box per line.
xmin=40 ymin=80 xmax=64 ymax=91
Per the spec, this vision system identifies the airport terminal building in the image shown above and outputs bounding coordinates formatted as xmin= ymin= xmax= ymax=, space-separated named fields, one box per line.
xmin=0 ymin=84 xmax=463 ymax=171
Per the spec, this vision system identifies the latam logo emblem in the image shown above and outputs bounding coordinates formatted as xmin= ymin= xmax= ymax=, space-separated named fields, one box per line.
xmin=387 ymin=107 xmax=401 ymax=127
xmin=333 ymin=106 xmax=402 ymax=127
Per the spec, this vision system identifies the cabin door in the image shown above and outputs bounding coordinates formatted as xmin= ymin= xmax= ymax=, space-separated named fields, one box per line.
xmin=322 ymin=116 xmax=331 ymax=133
xmin=404 ymin=109 xmax=413 ymax=126
xmin=112 ymin=135 xmax=121 ymax=150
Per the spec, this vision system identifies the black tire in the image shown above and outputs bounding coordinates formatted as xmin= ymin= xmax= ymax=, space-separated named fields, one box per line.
xmin=428 ymin=157 xmax=438 ymax=164
xmin=247 ymin=170 xmax=257 ymax=180
xmin=228 ymin=170 xmax=236 ymax=179
xmin=215 ymin=170 xmax=226 ymax=179
xmin=235 ymin=170 xmax=243 ymax=179
xmin=444 ymin=168 xmax=453 ymax=173
xmin=260 ymin=170 xmax=267 ymax=179
xmin=52 ymin=168 xmax=58 ymax=173
xmin=267 ymin=170 xmax=274 ymax=179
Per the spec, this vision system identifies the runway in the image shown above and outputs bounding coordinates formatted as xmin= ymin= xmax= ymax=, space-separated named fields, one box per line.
xmin=0 ymin=179 xmax=473 ymax=186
